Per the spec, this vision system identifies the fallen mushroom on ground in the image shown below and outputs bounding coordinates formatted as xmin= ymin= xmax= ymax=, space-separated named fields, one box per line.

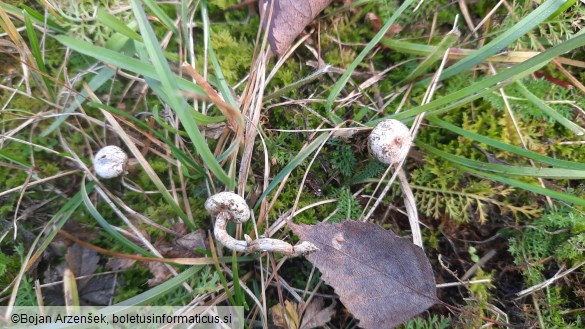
xmin=205 ymin=192 xmax=318 ymax=257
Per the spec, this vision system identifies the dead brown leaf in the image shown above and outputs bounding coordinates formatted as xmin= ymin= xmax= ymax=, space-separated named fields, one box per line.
xmin=300 ymin=298 xmax=336 ymax=329
xmin=106 ymin=258 xmax=136 ymax=271
xmin=175 ymin=229 xmax=207 ymax=251
xmin=366 ymin=12 xmax=402 ymax=38
xmin=43 ymin=244 xmax=116 ymax=305
xmin=291 ymin=221 xmax=436 ymax=328
xmin=146 ymin=261 xmax=172 ymax=287
xmin=259 ymin=0 xmax=333 ymax=57
xmin=65 ymin=243 xmax=99 ymax=290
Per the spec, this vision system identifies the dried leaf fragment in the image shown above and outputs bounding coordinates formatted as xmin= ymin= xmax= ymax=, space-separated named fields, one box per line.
xmin=65 ymin=244 xmax=99 ymax=289
xmin=291 ymin=221 xmax=436 ymax=328
xmin=300 ymin=298 xmax=336 ymax=329
xmin=271 ymin=300 xmax=300 ymax=329
xmin=259 ymin=0 xmax=333 ymax=57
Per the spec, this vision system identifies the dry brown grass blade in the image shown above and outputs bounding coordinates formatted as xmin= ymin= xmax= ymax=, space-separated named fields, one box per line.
xmin=181 ymin=64 xmax=245 ymax=131
xmin=446 ymin=49 xmax=585 ymax=68
xmin=57 ymin=230 xmax=226 ymax=266
xmin=0 ymin=169 xmax=78 ymax=198
xmin=237 ymin=50 xmax=270 ymax=194
xmin=397 ymin=169 xmax=422 ymax=248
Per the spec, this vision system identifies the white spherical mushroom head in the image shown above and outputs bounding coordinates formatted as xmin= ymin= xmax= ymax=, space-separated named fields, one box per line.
xmin=369 ymin=119 xmax=412 ymax=165
xmin=93 ymin=145 xmax=129 ymax=179
xmin=205 ymin=192 xmax=250 ymax=223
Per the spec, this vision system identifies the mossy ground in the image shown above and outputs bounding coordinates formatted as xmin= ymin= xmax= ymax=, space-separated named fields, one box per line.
xmin=1 ymin=0 xmax=585 ymax=327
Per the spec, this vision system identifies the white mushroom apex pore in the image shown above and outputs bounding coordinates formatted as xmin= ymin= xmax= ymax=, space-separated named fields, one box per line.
xmin=369 ymin=119 xmax=413 ymax=165
xmin=205 ymin=192 xmax=250 ymax=224
xmin=93 ymin=145 xmax=129 ymax=179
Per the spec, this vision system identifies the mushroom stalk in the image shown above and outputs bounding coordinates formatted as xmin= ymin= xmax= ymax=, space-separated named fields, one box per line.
xmin=247 ymin=237 xmax=318 ymax=257
xmin=213 ymin=212 xmax=249 ymax=253
xmin=206 ymin=192 xmax=317 ymax=257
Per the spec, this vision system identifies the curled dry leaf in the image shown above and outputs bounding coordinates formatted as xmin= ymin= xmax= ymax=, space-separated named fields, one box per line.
xmin=290 ymin=221 xmax=436 ymax=328
xmin=259 ymin=0 xmax=333 ymax=57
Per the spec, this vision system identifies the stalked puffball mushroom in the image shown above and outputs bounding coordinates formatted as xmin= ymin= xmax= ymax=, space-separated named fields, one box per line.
xmin=205 ymin=192 xmax=251 ymax=253
xmin=93 ymin=145 xmax=129 ymax=179
xmin=369 ymin=119 xmax=412 ymax=165
xmin=205 ymin=192 xmax=318 ymax=257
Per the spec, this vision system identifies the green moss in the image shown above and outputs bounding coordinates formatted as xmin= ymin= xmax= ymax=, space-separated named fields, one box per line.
xmin=209 ymin=0 xmax=239 ymax=10
xmin=203 ymin=28 xmax=253 ymax=85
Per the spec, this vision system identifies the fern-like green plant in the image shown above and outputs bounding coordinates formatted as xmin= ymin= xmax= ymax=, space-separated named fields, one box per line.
xmin=400 ymin=314 xmax=451 ymax=329
xmin=328 ymin=138 xmax=357 ymax=178
xmin=331 ymin=187 xmax=363 ymax=222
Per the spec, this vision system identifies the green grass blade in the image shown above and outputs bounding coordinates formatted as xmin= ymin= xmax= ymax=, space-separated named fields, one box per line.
xmin=254 ymin=132 xmax=329 ymax=209
xmin=142 ymin=0 xmax=179 ymax=35
xmin=54 ymin=36 xmax=206 ymax=96
xmin=80 ymin=181 xmax=155 ymax=257
xmin=209 ymin=237 xmax=237 ymax=306
xmin=369 ymin=32 xmax=585 ymax=124
xmin=515 ymin=81 xmax=585 ymax=136
xmin=418 ymin=142 xmax=585 ymax=179
xmin=232 ymin=251 xmax=246 ymax=307
xmin=0 ymin=150 xmax=30 ymax=167
xmin=3 ymin=4 xmax=65 ymax=33
xmin=427 ymin=116 xmax=585 ymax=171
xmin=326 ymin=0 xmax=417 ymax=111
xmin=265 ymin=65 xmax=332 ymax=101
xmin=24 ymin=12 xmax=54 ymax=98
xmin=546 ymin=0 xmax=577 ymax=21
xmin=202 ymin=1 xmax=239 ymax=108
xmin=113 ymin=266 xmax=203 ymax=306
xmin=460 ymin=166 xmax=585 ymax=207
xmin=131 ymin=0 xmax=231 ymax=187
xmin=97 ymin=8 xmax=142 ymax=42
xmin=431 ymin=0 xmax=566 ymax=83
xmin=402 ymin=30 xmax=459 ymax=84
xmin=381 ymin=38 xmax=436 ymax=56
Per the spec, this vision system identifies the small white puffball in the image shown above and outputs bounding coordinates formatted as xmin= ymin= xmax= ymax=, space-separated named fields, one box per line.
xmin=205 ymin=192 xmax=250 ymax=223
xmin=369 ymin=119 xmax=412 ymax=165
xmin=93 ymin=145 xmax=128 ymax=179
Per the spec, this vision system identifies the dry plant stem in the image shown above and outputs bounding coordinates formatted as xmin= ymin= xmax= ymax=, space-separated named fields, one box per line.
xmin=363 ymin=40 xmax=452 ymax=236
xmin=436 ymin=279 xmax=492 ymax=288
xmin=214 ymin=213 xmax=317 ymax=257
xmin=57 ymin=229 xmax=232 ymax=266
xmin=515 ymin=260 xmax=585 ymax=298
xmin=397 ymin=169 xmax=422 ymax=247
